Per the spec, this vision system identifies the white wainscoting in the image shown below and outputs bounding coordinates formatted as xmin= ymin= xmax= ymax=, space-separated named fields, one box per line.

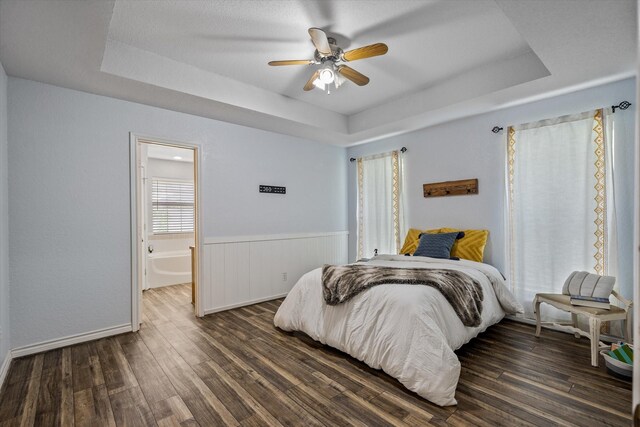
xmin=202 ymin=231 xmax=348 ymax=314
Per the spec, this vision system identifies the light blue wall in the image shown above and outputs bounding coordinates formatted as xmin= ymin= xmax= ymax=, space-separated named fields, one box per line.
xmin=7 ymin=78 xmax=348 ymax=349
xmin=0 ymin=61 xmax=9 ymax=368
xmin=5 ymin=74 xmax=636 ymax=350
xmin=347 ymin=78 xmax=636 ymax=299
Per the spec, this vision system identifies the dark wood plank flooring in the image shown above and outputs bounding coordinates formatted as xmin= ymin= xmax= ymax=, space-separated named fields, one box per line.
xmin=0 ymin=283 xmax=632 ymax=426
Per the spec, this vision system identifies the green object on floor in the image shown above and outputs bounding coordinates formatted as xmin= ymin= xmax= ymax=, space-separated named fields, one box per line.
xmin=608 ymin=344 xmax=633 ymax=365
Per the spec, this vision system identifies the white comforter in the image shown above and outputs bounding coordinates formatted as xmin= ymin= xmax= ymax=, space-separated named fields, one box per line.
xmin=273 ymin=255 xmax=522 ymax=406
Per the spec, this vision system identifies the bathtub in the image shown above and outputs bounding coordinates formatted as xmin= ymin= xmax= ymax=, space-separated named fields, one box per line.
xmin=147 ymin=250 xmax=192 ymax=288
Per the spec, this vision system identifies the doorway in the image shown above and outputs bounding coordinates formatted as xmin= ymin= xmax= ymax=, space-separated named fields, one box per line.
xmin=130 ymin=134 xmax=201 ymax=331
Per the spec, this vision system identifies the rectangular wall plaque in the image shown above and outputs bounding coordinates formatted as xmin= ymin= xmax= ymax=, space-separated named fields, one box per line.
xmin=259 ymin=185 xmax=286 ymax=194
xmin=423 ymin=178 xmax=478 ymax=198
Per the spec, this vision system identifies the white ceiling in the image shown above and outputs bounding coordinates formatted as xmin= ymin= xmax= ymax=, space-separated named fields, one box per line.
xmin=107 ymin=0 xmax=532 ymax=116
xmin=146 ymin=144 xmax=193 ymax=163
xmin=0 ymin=0 xmax=636 ymax=146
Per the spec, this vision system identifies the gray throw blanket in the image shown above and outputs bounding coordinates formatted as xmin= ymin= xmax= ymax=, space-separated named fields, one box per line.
xmin=322 ymin=265 xmax=484 ymax=327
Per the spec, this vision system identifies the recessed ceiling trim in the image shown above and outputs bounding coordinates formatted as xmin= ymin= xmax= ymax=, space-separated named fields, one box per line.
xmin=101 ymin=38 xmax=349 ymax=133
xmin=349 ymin=49 xmax=550 ymax=134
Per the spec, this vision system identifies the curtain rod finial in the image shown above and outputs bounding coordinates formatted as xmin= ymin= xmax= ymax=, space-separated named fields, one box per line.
xmin=612 ymin=101 xmax=631 ymax=113
xmin=492 ymin=126 xmax=503 ymax=134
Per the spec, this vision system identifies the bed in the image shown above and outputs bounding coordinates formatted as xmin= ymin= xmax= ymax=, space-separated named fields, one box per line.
xmin=273 ymin=254 xmax=522 ymax=406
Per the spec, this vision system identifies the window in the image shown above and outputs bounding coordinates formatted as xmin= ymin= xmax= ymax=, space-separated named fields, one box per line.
xmin=356 ymin=150 xmax=406 ymax=259
xmin=152 ymin=179 xmax=194 ymax=234
xmin=507 ymin=109 xmax=618 ymax=321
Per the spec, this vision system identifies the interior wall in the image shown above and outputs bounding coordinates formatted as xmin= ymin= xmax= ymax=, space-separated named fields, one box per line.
xmin=7 ymin=77 xmax=348 ymax=349
xmin=0 ymin=61 xmax=10 ymax=367
xmin=347 ymin=78 xmax=636 ymax=301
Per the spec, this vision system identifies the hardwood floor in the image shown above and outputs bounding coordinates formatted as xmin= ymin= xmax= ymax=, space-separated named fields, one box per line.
xmin=0 ymin=283 xmax=632 ymax=426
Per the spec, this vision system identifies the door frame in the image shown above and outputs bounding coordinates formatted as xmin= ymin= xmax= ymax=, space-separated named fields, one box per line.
xmin=129 ymin=133 xmax=204 ymax=332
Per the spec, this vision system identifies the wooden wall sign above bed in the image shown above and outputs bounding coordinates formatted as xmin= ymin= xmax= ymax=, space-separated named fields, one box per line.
xmin=423 ymin=179 xmax=478 ymax=198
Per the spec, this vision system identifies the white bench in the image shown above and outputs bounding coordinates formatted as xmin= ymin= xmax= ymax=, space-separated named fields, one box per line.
xmin=533 ymin=290 xmax=632 ymax=367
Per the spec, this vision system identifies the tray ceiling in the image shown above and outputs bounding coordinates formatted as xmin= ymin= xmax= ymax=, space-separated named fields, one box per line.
xmin=106 ymin=0 xmax=534 ymax=116
xmin=0 ymin=0 xmax=635 ymax=146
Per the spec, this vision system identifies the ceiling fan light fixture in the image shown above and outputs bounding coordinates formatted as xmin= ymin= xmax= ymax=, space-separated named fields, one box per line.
xmin=318 ymin=67 xmax=335 ymax=84
xmin=270 ymin=28 xmax=386 ymax=93
xmin=312 ymin=79 xmax=325 ymax=90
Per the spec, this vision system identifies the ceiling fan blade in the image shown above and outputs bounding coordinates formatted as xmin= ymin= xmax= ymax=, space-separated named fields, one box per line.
xmin=268 ymin=59 xmax=313 ymax=66
xmin=308 ymin=27 xmax=332 ymax=56
xmin=337 ymin=65 xmax=370 ymax=86
xmin=342 ymin=43 xmax=388 ymax=61
xmin=303 ymin=70 xmax=320 ymax=91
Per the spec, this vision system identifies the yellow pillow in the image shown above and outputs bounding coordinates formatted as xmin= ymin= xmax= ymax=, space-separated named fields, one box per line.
xmin=439 ymin=228 xmax=489 ymax=262
xmin=400 ymin=228 xmax=441 ymax=255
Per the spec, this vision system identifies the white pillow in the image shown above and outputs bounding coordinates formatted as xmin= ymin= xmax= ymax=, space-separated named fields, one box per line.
xmin=562 ymin=271 xmax=615 ymax=298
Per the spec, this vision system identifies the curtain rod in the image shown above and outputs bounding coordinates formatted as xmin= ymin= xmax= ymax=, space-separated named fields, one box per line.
xmin=491 ymin=100 xmax=632 ymax=133
xmin=350 ymin=147 xmax=407 ymax=162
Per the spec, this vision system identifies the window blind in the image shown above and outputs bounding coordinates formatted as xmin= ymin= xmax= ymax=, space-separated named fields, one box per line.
xmin=152 ymin=179 xmax=194 ymax=234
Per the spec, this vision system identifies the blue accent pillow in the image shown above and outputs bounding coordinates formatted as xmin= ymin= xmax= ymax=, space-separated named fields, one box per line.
xmin=413 ymin=232 xmax=463 ymax=259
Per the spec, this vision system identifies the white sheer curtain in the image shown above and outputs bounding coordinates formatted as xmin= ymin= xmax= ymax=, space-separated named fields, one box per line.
xmin=604 ymin=109 xmax=619 ymax=284
xmin=604 ymin=108 xmax=622 ymax=335
xmin=357 ymin=150 xmax=406 ymax=259
xmin=507 ymin=109 xmax=616 ymax=321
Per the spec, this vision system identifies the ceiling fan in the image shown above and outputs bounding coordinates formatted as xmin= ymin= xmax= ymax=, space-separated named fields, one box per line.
xmin=268 ymin=28 xmax=388 ymax=93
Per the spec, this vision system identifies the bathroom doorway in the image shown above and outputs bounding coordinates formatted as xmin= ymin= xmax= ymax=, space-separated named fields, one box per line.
xmin=130 ymin=135 xmax=201 ymax=331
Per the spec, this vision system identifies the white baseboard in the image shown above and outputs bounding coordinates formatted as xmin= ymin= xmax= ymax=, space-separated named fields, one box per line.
xmin=0 ymin=350 xmax=12 ymax=391
xmin=204 ymin=293 xmax=288 ymax=315
xmin=11 ymin=323 xmax=132 ymax=358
